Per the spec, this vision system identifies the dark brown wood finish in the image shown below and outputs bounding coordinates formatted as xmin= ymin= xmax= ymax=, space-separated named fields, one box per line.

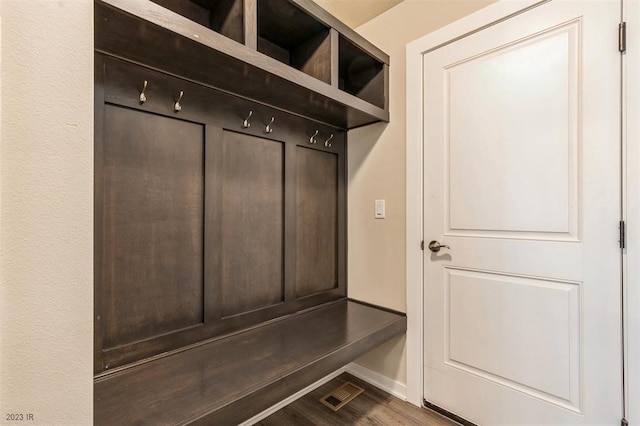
xmin=94 ymin=59 xmax=106 ymax=374
xmin=94 ymin=3 xmax=397 ymax=422
xmin=257 ymin=0 xmax=332 ymax=83
xmin=95 ymin=54 xmax=348 ymax=371
xmin=330 ymin=28 xmax=339 ymax=87
xmin=100 ymin=54 xmax=343 ymax=144
xmin=205 ymin=126 xmax=223 ymax=325
xmin=291 ymin=31 xmax=332 ymax=84
xmin=150 ymin=0 xmax=245 ymax=43
xmin=286 ymin=0 xmax=388 ymax=64
xmin=339 ymin=34 xmax=385 ymax=109
xmin=257 ymin=0 xmax=328 ymax=49
xmin=101 ymin=106 xmax=205 ymax=349
xmin=258 ymin=35 xmax=291 ymax=64
xmin=94 ymin=300 xmax=407 ymax=426
xmin=95 ymin=0 xmax=388 ymax=128
xmin=208 ymin=0 xmax=245 ymax=43
xmin=218 ymin=131 xmax=285 ymax=317
xmin=383 ymin=63 xmax=390 ymax=112
xmin=150 ymin=0 xmax=212 ymax=27
xmin=283 ymin=142 xmax=298 ymax=305
xmin=296 ymin=147 xmax=338 ymax=297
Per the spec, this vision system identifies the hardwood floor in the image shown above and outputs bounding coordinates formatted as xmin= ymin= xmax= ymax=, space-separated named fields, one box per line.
xmin=256 ymin=373 xmax=458 ymax=425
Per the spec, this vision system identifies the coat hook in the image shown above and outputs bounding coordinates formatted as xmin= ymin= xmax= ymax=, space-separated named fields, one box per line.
xmin=324 ymin=134 xmax=334 ymax=147
xmin=309 ymin=130 xmax=319 ymax=144
xmin=139 ymin=80 xmax=148 ymax=104
xmin=265 ymin=117 xmax=274 ymax=134
xmin=174 ymin=90 xmax=184 ymax=112
xmin=242 ymin=111 xmax=253 ymax=128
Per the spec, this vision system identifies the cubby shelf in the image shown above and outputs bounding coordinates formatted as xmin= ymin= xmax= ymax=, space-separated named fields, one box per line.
xmin=150 ymin=0 xmax=245 ymax=43
xmin=96 ymin=0 xmax=389 ymax=129
xmin=258 ymin=0 xmax=332 ymax=83
xmin=339 ymin=35 xmax=385 ymax=109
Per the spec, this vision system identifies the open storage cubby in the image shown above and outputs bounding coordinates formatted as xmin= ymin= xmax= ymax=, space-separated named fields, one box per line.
xmin=97 ymin=0 xmax=389 ymax=127
xmin=150 ymin=0 xmax=244 ymax=44
xmin=339 ymin=35 xmax=385 ymax=109
xmin=257 ymin=0 xmax=332 ymax=84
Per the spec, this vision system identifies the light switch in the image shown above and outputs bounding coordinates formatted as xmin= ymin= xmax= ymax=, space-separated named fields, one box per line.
xmin=375 ymin=199 xmax=385 ymax=219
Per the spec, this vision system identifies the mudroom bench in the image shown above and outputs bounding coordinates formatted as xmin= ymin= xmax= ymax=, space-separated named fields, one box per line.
xmin=94 ymin=299 xmax=406 ymax=425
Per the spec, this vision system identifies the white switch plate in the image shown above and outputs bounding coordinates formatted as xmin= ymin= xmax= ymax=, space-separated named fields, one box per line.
xmin=375 ymin=199 xmax=385 ymax=219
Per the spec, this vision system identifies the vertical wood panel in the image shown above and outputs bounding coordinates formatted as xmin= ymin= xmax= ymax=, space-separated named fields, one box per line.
xmin=205 ymin=126 xmax=224 ymax=323
xmin=94 ymin=59 xmax=106 ymax=373
xmin=244 ymin=0 xmax=257 ymax=49
xmin=102 ymin=106 xmax=205 ymax=349
xmin=296 ymin=147 xmax=338 ymax=297
xmin=219 ymin=131 xmax=285 ymax=317
xmin=330 ymin=28 xmax=339 ymax=88
xmin=284 ymin=143 xmax=297 ymax=303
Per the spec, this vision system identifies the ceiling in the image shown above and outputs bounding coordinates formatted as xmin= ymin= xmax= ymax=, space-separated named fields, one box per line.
xmin=312 ymin=0 xmax=404 ymax=28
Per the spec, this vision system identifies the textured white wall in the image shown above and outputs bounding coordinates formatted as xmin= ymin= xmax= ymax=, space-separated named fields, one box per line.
xmin=0 ymin=1 xmax=94 ymax=424
xmin=348 ymin=0 xmax=496 ymax=387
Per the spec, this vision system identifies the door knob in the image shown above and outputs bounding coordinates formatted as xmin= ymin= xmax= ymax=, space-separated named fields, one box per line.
xmin=428 ymin=240 xmax=450 ymax=253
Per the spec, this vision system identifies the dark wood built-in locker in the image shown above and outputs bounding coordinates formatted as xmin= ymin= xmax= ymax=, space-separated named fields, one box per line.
xmin=94 ymin=1 xmax=401 ymax=424
xmin=94 ymin=55 xmax=348 ymax=372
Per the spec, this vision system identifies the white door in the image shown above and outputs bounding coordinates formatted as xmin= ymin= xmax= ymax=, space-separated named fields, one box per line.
xmin=422 ymin=1 xmax=622 ymax=424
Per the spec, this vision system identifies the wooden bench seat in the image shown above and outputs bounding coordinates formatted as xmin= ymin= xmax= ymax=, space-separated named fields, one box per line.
xmin=94 ymin=299 xmax=406 ymax=425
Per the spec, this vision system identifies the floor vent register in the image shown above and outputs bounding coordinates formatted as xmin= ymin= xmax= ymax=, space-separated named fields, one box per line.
xmin=319 ymin=382 xmax=365 ymax=411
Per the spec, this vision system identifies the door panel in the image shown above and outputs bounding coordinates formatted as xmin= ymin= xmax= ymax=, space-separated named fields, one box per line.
xmin=423 ymin=1 xmax=621 ymax=424
xmin=446 ymin=267 xmax=580 ymax=410
xmin=447 ymin=22 xmax=579 ymax=240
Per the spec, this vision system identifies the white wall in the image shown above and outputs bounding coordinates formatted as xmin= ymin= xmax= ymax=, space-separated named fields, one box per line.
xmin=348 ymin=0 xmax=496 ymax=387
xmin=0 ymin=1 xmax=94 ymax=424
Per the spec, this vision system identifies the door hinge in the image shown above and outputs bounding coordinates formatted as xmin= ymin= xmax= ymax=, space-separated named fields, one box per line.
xmin=619 ymin=221 xmax=626 ymax=249
xmin=421 ymin=240 xmax=425 ymax=251
xmin=619 ymin=22 xmax=626 ymax=53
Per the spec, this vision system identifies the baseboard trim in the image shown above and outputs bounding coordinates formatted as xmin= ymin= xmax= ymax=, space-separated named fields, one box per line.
xmin=239 ymin=367 xmax=347 ymax=426
xmin=345 ymin=362 xmax=407 ymax=401
xmin=240 ymin=363 xmax=407 ymax=425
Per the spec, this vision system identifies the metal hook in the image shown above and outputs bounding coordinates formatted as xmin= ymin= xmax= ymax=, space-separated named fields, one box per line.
xmin=309 ymin=130 xmax=319 ymax=144
xmin=139 ymin=80 xmax=148 ymax=104
xmin=265 ymin=117 xmax=274 ymax=134
xmin=174 ymin=90 xmax=184 ymax=112
xmin=324 ymin=134 xmax=334 ymax=147
xmin=242 ymin=111 xmax=253 ymax=128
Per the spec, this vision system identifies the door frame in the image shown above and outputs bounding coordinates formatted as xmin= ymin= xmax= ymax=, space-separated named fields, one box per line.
xmin=405 ymin=1 xmax=636 ymax=420
xmin=624 ymin=0 xmax=639 ymax=422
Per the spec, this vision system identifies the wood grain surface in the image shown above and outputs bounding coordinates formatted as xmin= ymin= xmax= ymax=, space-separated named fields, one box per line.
xmin=296 ymin=147 xmax=338 ymax=297
xmin=258 ymin=373 xmax=458 ymax=426
xmin=94 ymin=300 xmax=406 ymax=425
xmin=101 ymin=105 xmax=205 ymax=349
